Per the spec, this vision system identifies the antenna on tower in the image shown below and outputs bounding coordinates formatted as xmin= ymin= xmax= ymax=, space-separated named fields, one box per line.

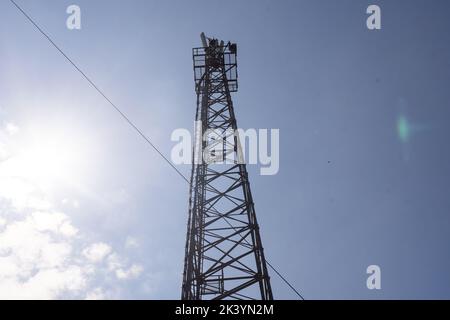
xmin=200 ymin=32 xmax=208 ymax=48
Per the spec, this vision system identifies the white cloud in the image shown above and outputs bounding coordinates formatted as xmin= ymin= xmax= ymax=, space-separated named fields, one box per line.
xmin=0 ymin=189 xmax=144 ymax=299
xmin=30 ymin=211 xmax=78 ymax=237
xmin=59 ymin=221 xmax=78 ymax=237
xmin=61 ymin=198 xmax=81 ymax=210
xmin=125 ymin=236 xmax=139 ymax=249
xmin=0 ymin=142 xmax=9 ymax=162
xmin=0 ymin=123 xmax=15 ymax=162
xmin=0 ymin=213 xmax=74 ymax=278
xmin=5 ymin=122 xmax=19 ymax=136
xmin=82 ymin=242 xmax=112 ymax=263
xmin=85 ymin=287 xmax=106 ymax=300
xmin=0 ymin=266 xmax=87 ymax=300
xmin=106 ymin=253 xmax=143 ymax=280
xmin=0 ymin=212 xmax=85 ymax=299
xmin=107 ymin=252 xmax=124 ymax=271
xmin=0 ymin=177 xmax=52 ymax=211
xmin=0 ymin=120 xmax=145 ymax=299
xmin=115 ymin=264 xmax=144 ymax=280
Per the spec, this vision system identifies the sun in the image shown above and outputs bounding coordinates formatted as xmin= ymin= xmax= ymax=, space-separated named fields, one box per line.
xmin=18 ymin=138 xmax=79 ymax=185
xmin=0 ymin=121 xmax=94 ymax=194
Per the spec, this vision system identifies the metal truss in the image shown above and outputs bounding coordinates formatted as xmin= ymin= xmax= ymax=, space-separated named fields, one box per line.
xmin=181 ymin=35 xmax=273 ymax=300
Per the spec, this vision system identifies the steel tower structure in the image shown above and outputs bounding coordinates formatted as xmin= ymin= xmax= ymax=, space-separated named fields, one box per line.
xmin=181 ymin=34 xmax=273 ymax=300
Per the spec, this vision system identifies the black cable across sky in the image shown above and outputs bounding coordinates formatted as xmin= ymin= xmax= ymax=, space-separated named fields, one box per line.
xmin=9 ymin=0 xmax=305 ymax=300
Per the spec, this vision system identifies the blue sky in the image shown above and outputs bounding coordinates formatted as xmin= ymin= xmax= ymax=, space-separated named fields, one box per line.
xmin=0 ymin=0 xmax=450 ymax=299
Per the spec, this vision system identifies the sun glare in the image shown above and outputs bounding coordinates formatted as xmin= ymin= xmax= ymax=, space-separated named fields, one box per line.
xmin=0 ymin=123 xmax=93 ymax=193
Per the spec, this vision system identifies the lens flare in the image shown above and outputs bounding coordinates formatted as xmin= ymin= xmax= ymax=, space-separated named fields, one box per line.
xmin=397 ymin=115 xmax=411 ymax=143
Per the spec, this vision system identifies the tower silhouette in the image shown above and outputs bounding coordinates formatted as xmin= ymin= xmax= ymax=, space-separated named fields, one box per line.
xmin=181 ymin=34 xmax=273 ymax=300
